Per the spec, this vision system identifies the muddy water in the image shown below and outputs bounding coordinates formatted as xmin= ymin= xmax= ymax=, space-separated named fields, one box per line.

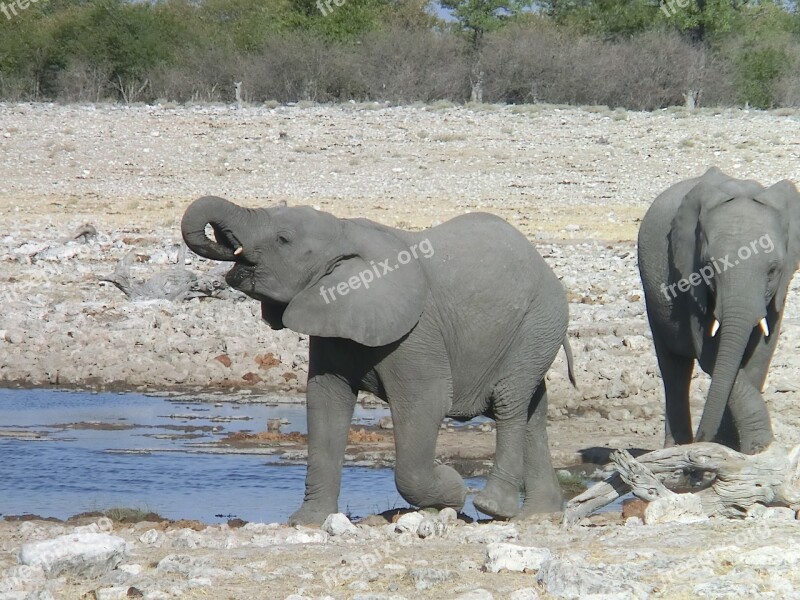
xmin=0 ymin=388 xmax=486 ymax=523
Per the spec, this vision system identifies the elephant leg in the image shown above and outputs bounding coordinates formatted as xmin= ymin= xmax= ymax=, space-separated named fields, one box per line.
xmin=725 ymin=369 xmax=773 ymax=454
xmin=520 ymin=383 xmax=563 ymax=517
xmin=391 ymin=388 xmax=467 ymax=510
xmin=713 ymin=406 xmax=740 ymax=450
xmin=654 ymin=337 xmax=695 ymax=447
xmin=288 ymin=370 xmax=357 ymax=525
xmin=474 ymin=377 xmax=547 ymax=520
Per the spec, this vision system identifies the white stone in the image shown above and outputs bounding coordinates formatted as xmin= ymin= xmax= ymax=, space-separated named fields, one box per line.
xmin=395 ymin=512 xmax=425 ymax=533
xmin=457 ymin=589 xmax=494 ymax=599
xmin=746 ymin=505 xmax=796 ymax=521
xmin=95 ymin=587 xmax=129 ymax=600
xmin=19 ymin=533 xmax=128 ymax=578
xmin=322 ymin=513 xmax=359 ymax=537
xmin=509 ymin=589 xmax=540 ymax=600
xmin=139 ymin=529 xmax=163 ymax=546
xmin=285 ymin=528 xmax=328 ymax=544
xmin=417 ymin=517 xmax=447 ymax=539
xmin=644 ymin=494 xmax=707 ymax=525
xmin=118 ymin=563 xmax=143 ymax=575
xmin=460 ymin=523 xmax=519 ymax=544
xmin=438 ymin=507 xmax=458 ymax=523
xmin=485 ymin=543 xmax=552 ymax=573
xmin=537 ymin=557 xmax=646 ymax=599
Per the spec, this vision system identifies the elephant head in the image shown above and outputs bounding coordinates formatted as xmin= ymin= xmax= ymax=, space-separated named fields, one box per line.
xmin=669 ymin=168 xmax=800 ymax=442
xmin=181 ymin=196 xmax=427 ymax=347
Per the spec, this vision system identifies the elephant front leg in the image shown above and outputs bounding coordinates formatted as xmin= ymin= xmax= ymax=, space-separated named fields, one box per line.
xmin=725 ymin=370 xmax=773 ymax=454
xmin=654 ymin=339 xmax=695 ymax=447
xmin=391 ymin=386 xmax=467 ymax=511
xmin=288 ymin=371 xmax=357 ymax=525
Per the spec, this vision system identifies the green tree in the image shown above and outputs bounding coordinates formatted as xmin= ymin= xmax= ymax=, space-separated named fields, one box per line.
xmin=440 ymin=0 xmax=531 ymax=101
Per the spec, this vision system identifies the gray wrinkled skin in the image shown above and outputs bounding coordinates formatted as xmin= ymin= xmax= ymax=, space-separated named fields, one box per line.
xmin=637 ymin=167 xmax=800 ymax=453
xmin=182 ymin=196 xmax=574 ymax=524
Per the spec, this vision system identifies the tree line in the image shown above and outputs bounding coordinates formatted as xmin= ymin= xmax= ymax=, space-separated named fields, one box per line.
xmin=1 ymin=0 xmax=799 ymax=109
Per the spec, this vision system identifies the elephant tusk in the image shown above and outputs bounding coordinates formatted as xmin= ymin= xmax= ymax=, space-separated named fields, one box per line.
xmin=711 ymin=320 xmax=720 ymax=337
xmin=234 ymin=247 xmax=244 ymax=256
xmin=759 ymin=318 xmax=770 ymax=337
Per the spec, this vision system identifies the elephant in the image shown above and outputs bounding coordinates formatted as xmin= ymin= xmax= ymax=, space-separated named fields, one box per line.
xmin=638 ymin=167 xmax=800 ymax=454
xmin=181 ymin=196 xmax=575 ymax=524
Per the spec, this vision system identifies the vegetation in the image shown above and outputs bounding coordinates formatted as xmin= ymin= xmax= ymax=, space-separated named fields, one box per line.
xmin=1 ymin=0 xmax=800 ymax=109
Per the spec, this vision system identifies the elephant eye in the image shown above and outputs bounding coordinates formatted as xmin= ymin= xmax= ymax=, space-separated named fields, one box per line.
xmin=277 ymin=231 xmax=292 ymax=245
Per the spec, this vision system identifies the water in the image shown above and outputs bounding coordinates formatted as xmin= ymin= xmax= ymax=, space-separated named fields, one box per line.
xmin=0 ymin=388 xmax=485 ymax=523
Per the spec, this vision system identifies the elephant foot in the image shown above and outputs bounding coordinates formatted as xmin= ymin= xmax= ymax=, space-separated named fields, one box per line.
xmin=397 ymin=464 xmax=467 ymax=511
xmin=473 ymin=480 xmax=521 ymax=520
xmin=519 ymin=489 xmax=563 ymax=518
xmin=288 ymin=501 xmax=337 ymax=526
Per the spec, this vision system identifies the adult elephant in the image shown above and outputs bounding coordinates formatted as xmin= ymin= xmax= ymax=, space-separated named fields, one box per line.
xmin=182 ymin=196 xmax=575 ymax=524
xmin=638 ymin=167 xmax=800 ymax=454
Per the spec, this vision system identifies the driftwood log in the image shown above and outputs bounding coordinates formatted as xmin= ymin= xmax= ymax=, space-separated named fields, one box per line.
xmin=100 ymin=246 xmax=241 ymax=302
xmin=564 ymin=443 xmax=800 ymax=523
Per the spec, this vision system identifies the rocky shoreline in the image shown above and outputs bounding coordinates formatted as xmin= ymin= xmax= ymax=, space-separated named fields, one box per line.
xmin=4 ymin=506 xmax=800 ymax=599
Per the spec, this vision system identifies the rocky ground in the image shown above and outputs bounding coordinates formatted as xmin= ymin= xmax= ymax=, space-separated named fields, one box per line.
xmin=2 ymin=102 xmax=800 ymax=598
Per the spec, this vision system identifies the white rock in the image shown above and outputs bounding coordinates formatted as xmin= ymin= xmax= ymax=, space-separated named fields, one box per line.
xmin=322 ymin=513 xmax=359 ymax=537
xmin=95 ymin=587 xmax=129 ymax=600
xmin=457 ymin=590 xmax=494 ymax=600
xmin=409 ymin=567 xmax=451 ymax=591
xmin=118 ymin=564 xmax=143 ymax=575
xmin=693 ymin=580 xmax=759 ymax=598
xmin=438 ymin=507 xmax=458 ymax=523
xmin=509 ymin=589 xmax=540 ymax=600
xmin=644 ymin=493 xmax=707 ymax=524
xmin=485 ymin=543 xmax=552 ymax=573
xmin=417 ymin=517 xmax=447 ymax=539
xmin=19 ymin=533 xmax=128 ymax=578
xmin=460 ymin=523 xmax=519 ymax=544
xmin=746 ymin=505 xmax=796 ymax=520
xmin=537 ymin=557 xmax=636 ymax=599
xmin=285 ymin=528 xmax=328 ymax=544
xmin=395 ymin=512 xmax=425 ymax=533
xmin=139 ymin=529 xmax=163 ymax=546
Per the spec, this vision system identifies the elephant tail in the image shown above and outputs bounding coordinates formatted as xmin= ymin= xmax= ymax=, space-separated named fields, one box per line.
xmin=562 ymin=337 xmax=577 ymax=388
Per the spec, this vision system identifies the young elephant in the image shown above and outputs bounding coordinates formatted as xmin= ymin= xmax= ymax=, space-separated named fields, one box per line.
xmin=638 ymin=167 xmax=800 ymax=454
xmin=182 ymin=196 xmax=575 ymax=524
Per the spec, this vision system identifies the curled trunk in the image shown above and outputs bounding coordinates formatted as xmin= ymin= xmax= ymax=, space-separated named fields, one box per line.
xmin=181 ymin=196 xmax=250 ymax=261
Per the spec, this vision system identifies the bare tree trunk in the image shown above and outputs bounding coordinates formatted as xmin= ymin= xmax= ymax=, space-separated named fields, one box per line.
xmin=235 ymin=81 xmax=243 ymax=109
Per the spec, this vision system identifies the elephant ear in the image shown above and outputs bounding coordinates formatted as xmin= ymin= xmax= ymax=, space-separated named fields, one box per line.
xmin=670 ymin=181 xmax=734 ymax=301
xmin=282 ymin=222 xmax=427 ymax=347
xmin=755 ymin=179 xmax=800 ymax=309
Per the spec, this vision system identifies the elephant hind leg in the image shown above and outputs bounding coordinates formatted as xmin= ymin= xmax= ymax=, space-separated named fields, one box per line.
xmin=520 ymin=383 xmax=562 ymax=516
xmin=474 ymin=378 xmax=533 ymax=519
xmin=654 ymin=337 xmax=695 ymax=447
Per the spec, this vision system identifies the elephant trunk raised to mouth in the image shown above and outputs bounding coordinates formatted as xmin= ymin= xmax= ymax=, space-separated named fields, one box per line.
xmin=181 ymin=196 xmax=258 ymax=261
xmin=694 ymin=301 xmax=762 ymax=444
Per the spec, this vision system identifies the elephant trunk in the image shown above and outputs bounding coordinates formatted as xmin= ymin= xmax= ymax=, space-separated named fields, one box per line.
xmin=694 ymin=301 xmax=758 ymax=443
xmin=181 ymin=196 xmax=256 ymax=261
